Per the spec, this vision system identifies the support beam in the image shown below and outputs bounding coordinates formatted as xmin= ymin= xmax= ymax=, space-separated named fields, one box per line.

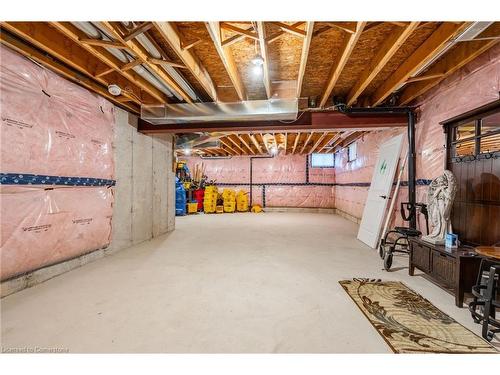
xmin=249 ymin=134 xmax=264 ymax=154
xmin=297 ymin=21 xmax=314 ymax=98
xmin=206 ymin=22 xmax=247 ymax=101
xmin=292 ymin=133 xmax=301 ymax=155
xmin=79 ymin=38 xmax=129 ymax=49
xmin=266 ymin=22 xmax=305 ymax=44
xmin=226 ymin=135 xmax=247 ymax=154
xmin=50 ymin=22 xmax=168 ymax=103
xmin=319 ymin=22 xmax=367 ymax=108
xmin=316 ymin=132 xmax=340 ymax=153
xmin=120 ymin=59 xmax=143 ymax=72
xmin=147 ymin=57 xmax=186 ymax=69
xmin=370 ymin=22 xmax=468 ymax=106
xmin=404 ymin=73 xmax=445 ymax=84
xmin=399 ymin=29 xmax=500 ymax=104
xmin=153 ymin=22 xmax=218 ymax=101
xmin=221 ymin=25 xmax=255 ymax=47
xmin=269 ymin=22 xmax=306 ymax=38
xmin=284 ymin=132 xmax=288 ymax=155
xmin=325 ymin=22 xmax=357 ymax=34
xmin=138 ymin=111 xmax=408 ymax=134
xmin=123 ymin=22 xmax=154 ymax=42
xmin=259 ymin=133 xmax=269 ymax=154
xmin=309 ymin=132 xmax=328 ymax=153
xmin=99 ymin=21 xmax=193 ymax=103
xmin=0 ymin=30 xmax=139 ymax=114
xmin=220 ymin=22 xmax=258 ymax=40
xmin=300 ymin=132 xmax=315 ymax=154
xmin=219 ymin=137 xmax=240 ymax=155
xmin=238 ymin=134 xmax=256 ymax=155
xmin=346 ymin=22 xmax=419 ymax=105
xmin=2 ymin=22 xmax=147 ymax=105
xmin=256 ymin=22 xmax=271 ymax=99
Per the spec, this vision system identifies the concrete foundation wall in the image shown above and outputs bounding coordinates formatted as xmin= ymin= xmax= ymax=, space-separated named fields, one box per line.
xmin=108 ymin=107 xmax=175 ymax=253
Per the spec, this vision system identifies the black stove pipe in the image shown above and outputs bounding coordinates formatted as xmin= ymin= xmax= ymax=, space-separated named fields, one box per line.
xmin=338 ymin=105 xmax=417 ymax=229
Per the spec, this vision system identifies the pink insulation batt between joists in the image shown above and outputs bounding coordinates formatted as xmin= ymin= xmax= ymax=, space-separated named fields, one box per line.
xmin=184 ymin=154 xmax=335 ymax=208
xmin=0 ymin=46 xmax=116 ymax=281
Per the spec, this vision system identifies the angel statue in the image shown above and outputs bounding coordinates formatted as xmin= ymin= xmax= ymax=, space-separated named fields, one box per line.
xmin=421 ymin=170 xmax=458 ymax=245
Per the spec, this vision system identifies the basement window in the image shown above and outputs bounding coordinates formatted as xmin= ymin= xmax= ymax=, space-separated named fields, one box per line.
xmin=347 ymin=142 xmax=357 ymax=162
xmin=310 ymin=153 xmax=334 ymax=168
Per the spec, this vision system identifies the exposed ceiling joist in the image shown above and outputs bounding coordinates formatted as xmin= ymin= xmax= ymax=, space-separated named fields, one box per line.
xmin=370 ymin=22 xmax=468 ymax=106
xmin=206 ymin=21 xmax=247 ymax=101
xmin=309 ymin=132 xmax=329 ymax=153
xmin=300 ymin=132 xmax=315 ymax=154
xmin=237 ymin=134 xmax=256 ymax=155
xmin=220 ymin=22 xmax=259 ymax=40
xmin=346 ymin=22 xmax=419 ymax=105
xmin=266 ymin=22 xmax=305 ymax=44
xmin=256 ymin=22 xmax=271 ymax=99
xmin=404 ymin=73 xmax=445 ymax=84
xmin=292 ymin=133 xmax=301 ymax=155
xmin=50 ymin=22 xmax=168 ymax=103
xmin=99 ymin=21 xmax=194 ymax=103
xmin=226 ymin=135 xmax=248 ymax=154
xmin=297 ymin=21 xmax=314 ymax=98
xmin=249 ymin=134 xmax=264 ymax=154
xmin=399 ymin=26 xmax=500 ymax=105
xmin=319 ymin=22 xmax=367 ymax=108
xmin=221 ymin=25 xmax=255 ymax=47
xmin=0 ymin=30 xmax=140 ymax=114
xmin=270 ymin=22 xmax=306 ymax=38
xmin=317 ymin=133 xmax=340 ymax=153
xmin=219 ymin=137 xmax=240 ymax=155
xmin=147 ymin=57 xmax=186 ymax=69
xmin=153 ymin=22 xmax=218 ymax=101
xmin=123 ymin=22 xmax=153 ymax=42
xmin=325 ymin=22 xmax=357 ymax=34
xmin=79 ymin=38 xmax=129 ymax=49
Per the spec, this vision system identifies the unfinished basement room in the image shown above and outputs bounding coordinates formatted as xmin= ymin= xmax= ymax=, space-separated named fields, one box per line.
xmin=1 ymin=1 xmax=500 ymax=372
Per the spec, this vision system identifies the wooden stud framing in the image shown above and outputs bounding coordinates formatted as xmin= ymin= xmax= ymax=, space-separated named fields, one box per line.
xmin=309 ymin=132 xmax=328 ymax=154
xmin=325 ymin=22 xmax=357 ymax=34
xmin=99 ymin=21 xmax=194 ymax=103
xmin=292 ymin=133 xmax=301 ymax=154
xmin=206 ymin=22 xmax=247 ymax=101
xmin=79 ymin=38 xmax=129 ymax=49
xmin=123 ymin=22 xmax=153 ymax=42
xmin=399 ymin=28 xmax=500 ymax=105
xmin=50 ymin=22 xmax=168 ymax=103
xmin=269 ymin=22 xmax=306 ymax=38
xmin=220 ymin=22 xmax=259 ymax=40
xmin=256 ymin=22 xmax=272 ymax=99
xmin=153 ymin=22 xmax=218 ymax=101
xmin=319 ymin=22 xmax=366 ymax=108
xmin=221 ymin=25 xmax=255 ymax=47
xmin=250 ymin=134 xmax=264 ymax=154
xmin=300 ymin=132 xmax=315 ymax=154
xmin=346 ymin=22 xmax=419 ymax=105
xmin=297 ymin=21 xmax=314 ymax=98
xmin=266 ymin=22 xmax=305 ymax=44
xmin=219 ymin=137 xmax=240 ymax=155
xmin=370 ymin=22 xmax=468 ymax=106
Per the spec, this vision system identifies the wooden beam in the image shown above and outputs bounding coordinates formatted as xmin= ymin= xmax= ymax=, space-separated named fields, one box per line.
xmin=123 ymin=22 xmax=153 ymax=42
xmin=370 ymin=22 xmax=468 ymax=106
xmin=206 ymin=22 xmax=247 ymax=101
xmin=120 ymin=59 xmax=143 ymax=72
xmin=180 ymin=38 xmax=202 ymax=51
xmin=259 ymin=133 xmax=269 ymax=154
xmin=95 ymin=67 xmax=115 ymax=78
xmin=79 ymin=38 xmax=129 ymax=49
xmin=220 ymin=22 xmax=258 ymax=40
xmin=153 ymin=22 xmax=217 ymax=101
xmin=0 ymin=30 xmax=139 ymax=114
xmin=221 ymin=25 xmax=255 ymax=47
xmin=292 ymin=133 xmax=301 ymax=155
xmin=2 ymin=22 xmax=147 ymax=105
xmin=249 ymin=134 xmax=264 ymax=154
xmin=256 ymin=22 xmax=271 ymax=99
xmin=284 ymin=132 xmax=288 ymax=155
xmin=226 ymin=135 xmax=247 ymax=154
xmin=325 ymin=22 xmax=357 ymax=34
xmin=269 ymin=22 xmax=306 ymax=38
xmin=297 ymin=21 xmax=314 ymax=98
xmin=219 ymin=137 xmax=240 ymax=155
xmin=238 ymin=134 xmax=256 ymax=155
xmin=100 ymin=21 xmax=193 ymax=103
xmin=50 ymin=22 xmax=168 ymax=103
xmin=316 ymin=133 xmax=340 ymax=153
xmin=309 ymin=132 xmax=328 ymax=154
xmin=399 ymin=36 xmax=499 ymax=105
xmin=266 ymin=22 xmax=305 ymax=44
xmin=300 ymin=132 xmax=315 ymax=154
xmin=319 ymin=22 xmax=366 ymax=108
xmin=404 ymin=73 xmax=445 ymax=84
xmin=346 ymin=22 xmax=419 ymax=105
xmin=147 ymin=57 xmax=186 ymax=69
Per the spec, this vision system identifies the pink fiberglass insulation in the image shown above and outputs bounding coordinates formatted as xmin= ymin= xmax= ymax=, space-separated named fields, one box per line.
xmin=0 ymin=45 xmax=115 ymax=180
xmin=334 ymin=45 xmax=500 ymax=227
xmin=183 ymin=154 xmax=334 ymax=208
xmin=0 ymin=186 xmax=113 ymax=281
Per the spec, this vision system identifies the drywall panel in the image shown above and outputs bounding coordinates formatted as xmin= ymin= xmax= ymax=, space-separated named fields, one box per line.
xmin=152 ymin=135 xmax=172 ymax=237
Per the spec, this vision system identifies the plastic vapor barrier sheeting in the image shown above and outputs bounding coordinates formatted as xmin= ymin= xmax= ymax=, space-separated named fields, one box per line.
xmin=0 ymin=46 xmax=116 ymax=280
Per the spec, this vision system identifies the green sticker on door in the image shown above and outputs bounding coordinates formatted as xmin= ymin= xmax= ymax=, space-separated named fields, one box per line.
xmin=379 ymin=160 xmax=387 ymax=175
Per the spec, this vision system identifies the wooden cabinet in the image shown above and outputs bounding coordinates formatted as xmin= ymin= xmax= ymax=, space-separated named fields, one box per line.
xmin=409 ymin=238 xmax=481 ymax=307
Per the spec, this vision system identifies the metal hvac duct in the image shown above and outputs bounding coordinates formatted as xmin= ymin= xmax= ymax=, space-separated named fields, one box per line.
xmin=141 ymin=98 xmax=299 ymax=124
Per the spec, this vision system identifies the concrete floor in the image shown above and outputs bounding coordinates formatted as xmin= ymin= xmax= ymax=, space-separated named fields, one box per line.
xmin=1 ymin=212 xmax=498 ymax=353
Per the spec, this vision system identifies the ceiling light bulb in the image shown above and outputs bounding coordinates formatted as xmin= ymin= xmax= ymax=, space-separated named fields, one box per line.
xmin=184 ymin=148 xmax=191 ymax=155
xmin=252 ymin=65 xmax=263 ymax=76
xmin=107 ymin=84 xmax=122 ymax=96
xmin=270 ymin=146 xmax=278 ymax=155
xmin=251 ymin=55 xmax=264 ymax=66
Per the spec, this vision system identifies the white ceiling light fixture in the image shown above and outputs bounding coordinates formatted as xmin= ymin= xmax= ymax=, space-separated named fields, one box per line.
xmin=107 ymin=84 xmax=122 ymax=96
xmin=270 ymin=145 xmax=278 ymax=156
xmin=251 ymin=55 xmax=264 ymax=66
xmin=252 ymin=65 xmax=263 ymax=76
